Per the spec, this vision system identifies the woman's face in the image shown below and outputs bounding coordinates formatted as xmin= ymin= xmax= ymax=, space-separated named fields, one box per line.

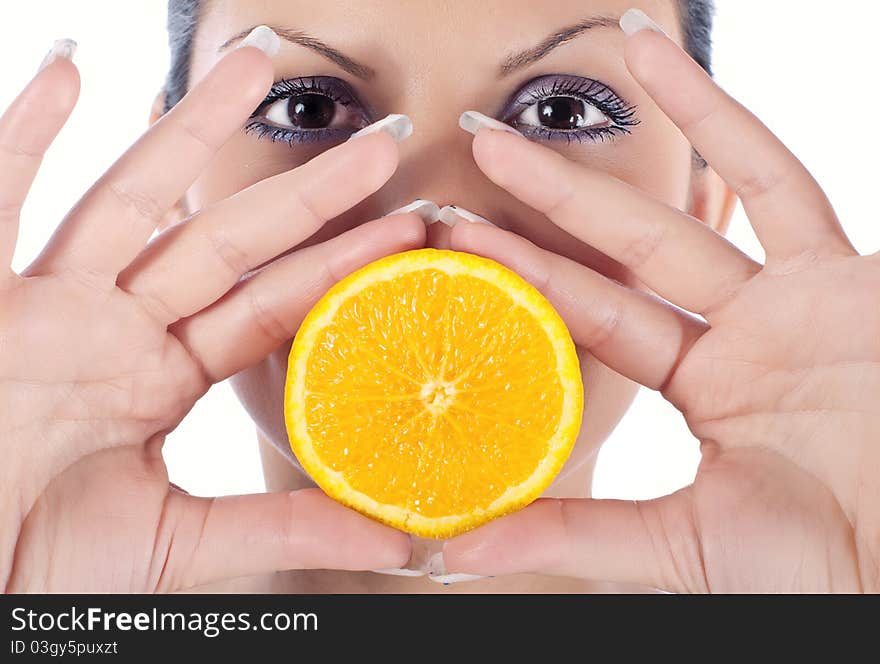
xmin=179 ymin=0 xmax=719 ymax=484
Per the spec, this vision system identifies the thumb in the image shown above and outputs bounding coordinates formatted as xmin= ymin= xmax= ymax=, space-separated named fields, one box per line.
xmin=154 ymin=487 xmax=412 ymax=592
xmin=441 ymin=491 xmax=707 ymax=593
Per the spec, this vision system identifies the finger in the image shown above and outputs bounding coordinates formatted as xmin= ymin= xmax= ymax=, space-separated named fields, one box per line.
xmin=0 ymin=52 xmax=79 ymax=275
xmin=450 ymin=222 xmax=706 ymax=392
xmin=442 ymin=492 xmax=704 ymax=594
xmin=172 ymin=214 xmax=425 ymax=382
xmin=425 ymin=218 xmax=453 ymax=249
xmin=120 ymin=131 xmax=401 ymax=326
xmin=622 ymin=18 xmax=854 ymax=259
xmin=155 ymin=488 xmax=411 ymax=592
xmin=26 ymin=45 xmax=274 ymax=277
xmin=471 ymin=130 xmax=761 ymax=316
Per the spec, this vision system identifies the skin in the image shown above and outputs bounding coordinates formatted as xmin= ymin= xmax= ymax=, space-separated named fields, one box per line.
xmin=174 ymin=0 xmax=732 ymax=593
xmin=0 ymin=0 xmax=876 ymax=593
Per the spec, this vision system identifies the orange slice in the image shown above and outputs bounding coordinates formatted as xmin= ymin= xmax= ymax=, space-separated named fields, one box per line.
xmin=284 ymin=249 xmax=583 ymax=538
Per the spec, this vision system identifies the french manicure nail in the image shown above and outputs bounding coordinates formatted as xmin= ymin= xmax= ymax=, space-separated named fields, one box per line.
xmin=458 ymin=111 xmax=522 ymax=137
xmin=426 ymin=552 xmax=487 ymax=585
xmin=236 ymin=25 xmax=280 ymax=56
xmin=388 ymin=199 xmax=441 ymax=225
xmin=349 ymin=114 xmax=413 ymax=143
xmin=426 ymin=552 xmax=446 ymax=576
xmin=371 ymin=568 xmax=427 ymax=577
xmin=438 ymin=205 xmax=497 ymax=228
xmin=619 ymin=8 xmax=668 ymax=37
xmin=38 ymin=38 xmax=77 ymax=73
xmin=428 ymin=572 xmax=489 ymax=585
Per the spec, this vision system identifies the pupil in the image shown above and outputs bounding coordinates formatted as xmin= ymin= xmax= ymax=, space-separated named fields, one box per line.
xmin=288 ymin=93 xmax=336 ymax=129
xmin=539 ymin=97 xmax=585 ymax=130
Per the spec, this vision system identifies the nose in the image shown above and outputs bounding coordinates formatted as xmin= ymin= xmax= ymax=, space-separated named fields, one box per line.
xmin=373 ymin=111 xmax=502 ymax=227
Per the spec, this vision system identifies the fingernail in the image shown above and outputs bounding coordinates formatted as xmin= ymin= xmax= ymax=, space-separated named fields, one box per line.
xmin=349 ymin=114 xmax=413 ymax=143
xmin=458 ymin=111 xmax=522 ymax=137
xmin=236 ymin=25 xmax=281 ymax=56
xmin=387 ymin=199 xmax=441 ymax=225
xmin=429 ymin=573 xmax=489 ymax=585
xmin=38 ymin=38 xmax=77 ymax=73
xmin=426 ymin=552 xmax=487 ymax=585
xmin=619 ymin=8 xmax=668 ymax=37
xmin=438 ymin=205 xmax=497 ymax=228
xmin=371 ymin=568 xmax=427 ymax=577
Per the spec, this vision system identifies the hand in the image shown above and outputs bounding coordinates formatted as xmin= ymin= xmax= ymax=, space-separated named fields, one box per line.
xmin=442 ymin=24 xmax=880 ymax=592
xmin=0 ymin=44 xmax=420 ymax=592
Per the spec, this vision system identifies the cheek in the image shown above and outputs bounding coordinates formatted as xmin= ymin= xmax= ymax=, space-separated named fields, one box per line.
xmin=229 ymin=339 xmax=302 ymax=467
xmin=507 ymin=118 xmax=694 ymax=290
xmin=606 ymin=106 xmax=695 ymax=210
xmin=185 ymin=134 xmax=328 ymax=209
xmin=551 ymin=348 xmax=640 ymax=489
xmin=186 ymin=134 xmax=384 ymax=258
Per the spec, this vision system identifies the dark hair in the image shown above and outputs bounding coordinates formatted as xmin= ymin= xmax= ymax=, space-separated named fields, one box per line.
xmin=680 ymin=0 xmax=714 ymax=76
xmin=164 ymin=0 xmax=715 ymax=111
xmin=164 ymin=0 xmax=200 ymax=113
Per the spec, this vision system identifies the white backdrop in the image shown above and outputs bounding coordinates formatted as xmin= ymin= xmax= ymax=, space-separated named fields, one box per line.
xmin=2 ymin=1 xmax=878 ymax=500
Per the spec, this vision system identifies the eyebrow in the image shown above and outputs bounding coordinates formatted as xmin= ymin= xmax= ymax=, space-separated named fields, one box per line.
xmin=500 ymin=15 xmax=620 ymax=76
xmin=219 ymin=26 xmax=376 ymax=81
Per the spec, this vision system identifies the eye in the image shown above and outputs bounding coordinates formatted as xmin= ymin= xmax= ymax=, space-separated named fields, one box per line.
xmin=515 ymin=96 xmax=611 ymax=131
xmin=246 ymin=76 xmax=371 ymax=146
xmin=500 ymin=74 xmax=639 ymax=143
xmin=262 ymin=93 xmax=361 ymax=130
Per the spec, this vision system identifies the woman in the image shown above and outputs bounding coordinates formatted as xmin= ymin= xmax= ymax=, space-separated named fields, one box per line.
xmin=0 ymin=0 xmax=876 ymax=593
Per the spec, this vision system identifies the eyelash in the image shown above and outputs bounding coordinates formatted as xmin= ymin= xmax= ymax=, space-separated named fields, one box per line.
xmin=244 ymin=74 xmax=639 ymax=146
xmin=500 ymin=75 xmax=640 ymax=144
xmin=245 ymin=76 xmax=369 ymax=146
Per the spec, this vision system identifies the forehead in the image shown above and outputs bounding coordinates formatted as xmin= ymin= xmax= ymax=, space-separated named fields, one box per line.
xmin=196 ymin=0 xmax=682 ymax=61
